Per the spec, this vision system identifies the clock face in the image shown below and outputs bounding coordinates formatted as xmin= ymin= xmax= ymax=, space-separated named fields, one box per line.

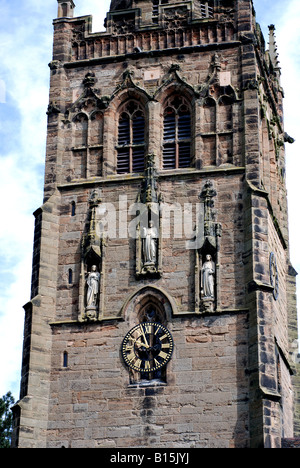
xmin=122 ymin=322 xmax=174 ymax=373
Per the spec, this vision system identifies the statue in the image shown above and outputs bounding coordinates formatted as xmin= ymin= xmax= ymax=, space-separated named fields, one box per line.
xmin=110 ymin=0 xmax=133 ymax=11
xmin=142 ymin=221 xmax=158 ymax=266
xmin=201 ymin=255 xmax=215 ymax=299
xmin=86 ymin=265 xmax=100 ymax=311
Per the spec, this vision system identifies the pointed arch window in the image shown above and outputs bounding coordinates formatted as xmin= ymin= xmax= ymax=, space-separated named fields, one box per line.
xmin=163 ymin=95 xmax=192 ymax=170
xmin=71 ymin=110 xmax=103 ymax=180
xmin=117 ymin=101 xmax=146 ymax=174
xmin=201 ymin=93 xmax=234 ymax=167
xmin=129 ymin=303 xmax=168 ymax=385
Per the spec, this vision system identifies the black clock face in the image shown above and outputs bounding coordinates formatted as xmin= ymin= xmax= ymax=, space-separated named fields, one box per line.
xmin=122 ymin=322 xmax=174 ymax=373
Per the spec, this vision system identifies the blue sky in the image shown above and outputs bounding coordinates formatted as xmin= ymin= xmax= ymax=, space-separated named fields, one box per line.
xmin=0 ymin=0 xmax=299 ymax=400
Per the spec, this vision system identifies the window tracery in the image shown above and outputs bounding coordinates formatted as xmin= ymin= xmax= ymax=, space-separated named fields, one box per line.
xmin=163 ymin=95 xmax=192 ymax=170
xmin=201 ymin=92 xmax=234 ymax=167
xmin=117 ymin=101 xmax=146 ymax=174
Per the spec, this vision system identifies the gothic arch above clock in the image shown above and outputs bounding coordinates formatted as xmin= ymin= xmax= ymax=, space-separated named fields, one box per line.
xmin=121 ymin=285 xmax=178 ymax=327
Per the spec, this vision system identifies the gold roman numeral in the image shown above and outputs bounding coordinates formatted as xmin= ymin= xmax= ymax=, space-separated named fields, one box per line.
xmin=127 ymin=351 xmax=136 ymax=362
xmin=161 ymin=343 xmax=170 ymax=349
xmin=159 ymin=334 xmax=168 ymax=341
xmin=159 ymin=351 xmax=168 ymax=360
xmin=144 ymin=361 xmax=151 ymax=372
xmin=143 ymin=324 xmax=153 ymax=334
xmin=134 ymin=358 xmax=142 ymax=370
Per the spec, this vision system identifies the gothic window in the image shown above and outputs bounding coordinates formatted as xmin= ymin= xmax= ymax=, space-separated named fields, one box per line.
xmin=201 ymin=94 xmax=234 ymax=167
xmin=163 ymin=96 xmax=192 ymax=170
xmin=129 ymin=304 xmax=168 ymax=385
xmin=122 ymin=287 xmax=175 ymax=387
xmin=140 ymin=307 xmax=167 ymax=383
xmin=74 ymin=113 xmax=88 ymax=147
xmin=90 ymin=111 xmax=103 ymax=147
xmin=72 ymin=111 xmax=103 ymax=180
xmin=117 ymin=101 xmax=146 ymax=174
xmin=219 ymin=96 xmax=233 ymax=133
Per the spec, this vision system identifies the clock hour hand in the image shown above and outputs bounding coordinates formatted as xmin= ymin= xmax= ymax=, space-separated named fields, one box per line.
xmin=131 ymin=337 xmax=146 ymax=348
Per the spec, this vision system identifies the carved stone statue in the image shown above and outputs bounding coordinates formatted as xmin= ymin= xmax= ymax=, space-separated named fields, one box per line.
xmin=142 ymin=221 xmax=158 ymax=266
xmin=110 ymin=0 xmax=133 ymax=11
xmin=86 ymin=265 xmax=100 ymax=310
xmin=201 ymin=255 xmax=215 ymax=299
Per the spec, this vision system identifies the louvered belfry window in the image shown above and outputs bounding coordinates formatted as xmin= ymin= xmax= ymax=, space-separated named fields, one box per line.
xmin=117 ymin=101 xmax=146 ymax=174
xmin=163 ymin=96 xmax=192 ymax=169
xmin=200 ymin=1 xmax=214 ymax=18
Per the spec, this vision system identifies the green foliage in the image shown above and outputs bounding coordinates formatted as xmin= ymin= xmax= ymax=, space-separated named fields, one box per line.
xmin=0 ymin=392 xmax=15 ymax=448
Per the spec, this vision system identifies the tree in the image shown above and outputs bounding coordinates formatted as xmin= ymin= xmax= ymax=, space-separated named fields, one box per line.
xmin=0 ymin=392 xmax=15 ymax=448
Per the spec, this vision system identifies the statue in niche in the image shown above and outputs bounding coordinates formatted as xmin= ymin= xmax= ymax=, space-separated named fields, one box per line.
xmin=142 ymin=220 xmax=158 ymax=266
xmin=201 ymin=254 xmax=215 ymax=299
xmin=136 ymin=154 xmax=162 ymax=278
xmin=85 ymin=265 xmax=100 ymax=316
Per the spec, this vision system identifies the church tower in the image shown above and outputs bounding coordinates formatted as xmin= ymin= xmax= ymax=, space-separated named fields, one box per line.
xmin=12 ymin=0 xmax=300 ymax=448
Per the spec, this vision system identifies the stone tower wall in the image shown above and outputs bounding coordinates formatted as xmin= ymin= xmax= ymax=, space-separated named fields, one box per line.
xmin=12 ymin=0 xmax=299 ymax=449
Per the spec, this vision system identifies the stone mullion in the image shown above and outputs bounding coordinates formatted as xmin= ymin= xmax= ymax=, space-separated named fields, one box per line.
xmin=102 ymin=107 xmax=116 ymax=177
xmin=147 ymin=101 xmax=161 ymax=167
xmin=194 ymin=100 xmax=201 ymax=169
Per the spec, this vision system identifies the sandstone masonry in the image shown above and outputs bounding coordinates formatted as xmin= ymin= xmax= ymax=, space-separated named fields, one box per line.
xmin=12 ymin=0 xmax=300 ymax=449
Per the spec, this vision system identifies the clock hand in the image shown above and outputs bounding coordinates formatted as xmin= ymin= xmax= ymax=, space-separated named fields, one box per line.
xmin=139 ymin=324 xmax=150 ymax=349
xmin=131 ymin=338 xmax=146 ymax=348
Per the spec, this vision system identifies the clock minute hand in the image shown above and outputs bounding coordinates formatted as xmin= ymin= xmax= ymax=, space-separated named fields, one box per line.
xmin=139 ymin=325 xmax=150 ymax=349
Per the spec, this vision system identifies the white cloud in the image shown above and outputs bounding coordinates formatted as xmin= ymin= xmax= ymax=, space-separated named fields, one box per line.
xmin=0 ymin=1 xmax=58 ymax=398
xmin=0 ymin=0 xmax=111 ymax=399
xmin=76 ymin=0 xmax=109 ymax=32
